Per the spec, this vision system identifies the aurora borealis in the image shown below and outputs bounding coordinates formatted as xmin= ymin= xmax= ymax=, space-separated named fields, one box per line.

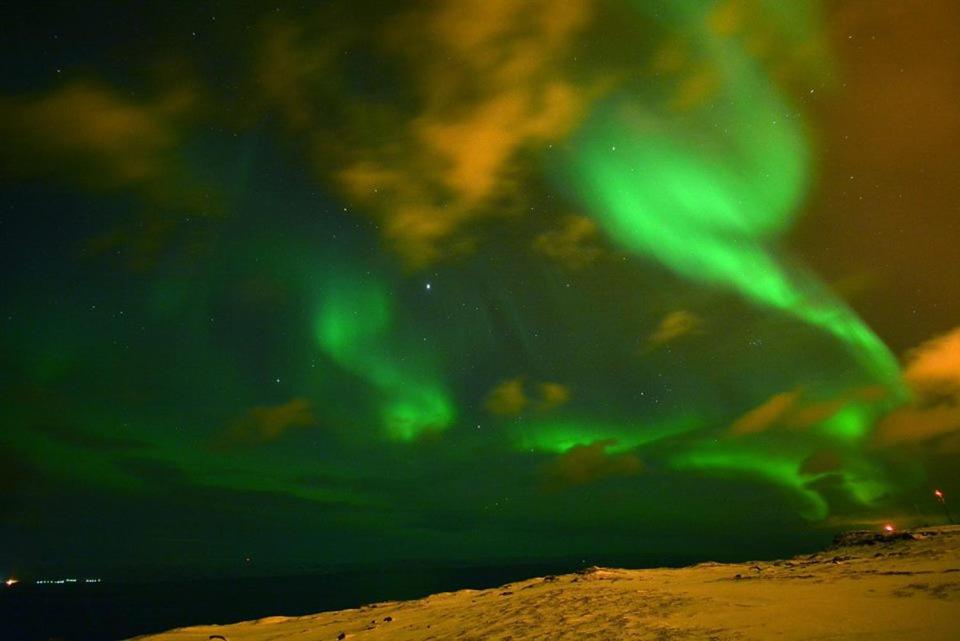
xmin=2 ymin=0 xmax=960 ymax=579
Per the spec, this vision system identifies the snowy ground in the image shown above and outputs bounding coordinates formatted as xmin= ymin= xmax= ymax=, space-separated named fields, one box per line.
xmin=134 ymin=526 xmax=960 ymax=641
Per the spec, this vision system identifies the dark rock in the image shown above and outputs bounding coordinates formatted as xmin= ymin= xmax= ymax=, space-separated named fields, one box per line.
xmin=384 ymin=616 xmax=393 ymax=622
xmin=337 ymin=632 xmax=345 ymax=640
xmin=832 ymin=530 xmax=919 ymax=548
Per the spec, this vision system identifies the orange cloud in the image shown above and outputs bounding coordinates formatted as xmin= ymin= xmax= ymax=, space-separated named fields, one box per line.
xmin=728 ymin=386 xmax=887 ymax=437
xmin=874 ymin=403 xmax=960 ymax=449
xmin=484 ymin=378 xmax=570 ymax=416
xmin=485 ymin=378 xmax=528 ymax=416
xmin=348 ymin=1 xmax=593 ymax=267
xmin=903 ymin=327 xmax=960 ymax=397
xmin=538 ymin=382 xmax=571 ymax=413
xmin=532 ymin=215 xmax=603 ymax=269
xmin=0 ymin=81 xmax=201 ymax=200
xmin=218 ymin=398 xmax=318 ymax=447
xmin=729 ymin=390 xmax=802 ymax=436
xmin=542 ymin=440 xmax=642 ymax=489
xmin=783 ymin=386 xmax=886 ymax=430
xmin=255 ymin=0 xmax=597 ymax=268
xmin=870 ymin=328 xmax=960 ymax=448
xmin=782 ymin=397 xmax=849 ymax=430
xmin=647 ymin=310 xmax=703 ymax=347
xmin=0 ymin=80 xmax=219 ymax=268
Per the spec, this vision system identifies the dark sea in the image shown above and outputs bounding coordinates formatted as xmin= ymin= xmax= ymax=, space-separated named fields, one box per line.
xmin=0 ymin=560 xmax=601 ymax=641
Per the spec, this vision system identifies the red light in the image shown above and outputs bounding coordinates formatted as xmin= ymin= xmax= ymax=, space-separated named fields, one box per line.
xmin=934 ymin=489 xmax=944 ymax=499
xmin=883 ymin=524 xmax=894 ymax=533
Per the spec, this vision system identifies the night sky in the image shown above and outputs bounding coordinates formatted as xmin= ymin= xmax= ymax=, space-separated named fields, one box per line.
xmin=2 ymin=0 xmax=959 ymax=579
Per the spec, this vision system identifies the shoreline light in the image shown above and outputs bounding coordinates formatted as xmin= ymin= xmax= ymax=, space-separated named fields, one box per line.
xmin=34 ymin=577 xmax=101 ymax=585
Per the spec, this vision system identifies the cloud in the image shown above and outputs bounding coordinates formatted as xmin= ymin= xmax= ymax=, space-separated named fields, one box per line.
xmin=484 ymin=378 xmax=528 ymax=416
xmin=255 ymin=0 xmax=596 ymax=268
xmin=537 ymin=382 xmax=571 ymax=412
xmin=0 ymin=80 xmax=220 ymax=268
xmin=0 ymin=81 xmax=202 ymax=201
xmin=729 ymin=386 xmax=887 ymax=436
xmin=781 ymin=396 xmax=850 ymax=430
xmin=484 ymin=378 xmax=570 ymax=416
xmin=532 ymin=215 xmax=603 ymax=269
xmin=218 ymin=398 xmax=319 ymax=447
xmin=873 ymin=327 xmax=960 ymax=448
xmin=542 ymin=439 xmax=642 ymax=489
xmin=782 ymin=385 xmax=887 ymax=430
xmin=647 ymin=310 xmax=702 ymax=347
xmin=903 ymin=326 xmax=960 ymax=397
xmin=729 ymin=390 xmax=802 ymax=436
xmin=874 ymin=403 xmax=960 ymax=449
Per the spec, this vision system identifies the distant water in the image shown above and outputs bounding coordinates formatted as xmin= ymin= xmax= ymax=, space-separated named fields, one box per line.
xmin=0 ymin=561 xmax=599 ymax=641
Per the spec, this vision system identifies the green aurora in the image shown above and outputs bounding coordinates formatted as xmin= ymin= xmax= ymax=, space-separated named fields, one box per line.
xmin=314 ymin=274 xmax=455 ymax=440
xmin=1 ymin=0 xmax=959 ymax=578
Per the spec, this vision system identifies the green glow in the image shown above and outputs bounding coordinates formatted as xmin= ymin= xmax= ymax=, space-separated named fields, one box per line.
xmin=670 ymin=446 xmax=828 ymax=520
xmin=838 ymin=458 xmax=893 ymax=506
xmin=818 ymin=402 xmax=875 ymax=441
xmin=5 ymin=0 xmax=949 ymax=570
xmin=561 ymin=3 xmax=902 ymax=391
xmin=382 ymin=386 xmax=455 ymax=441
xmin=516 ymin=416 xmax=699 ymax=454
xmin=670 ymin=436 xmax=900 ymax=520
xmin=315 ymin=278 xmax=392 ymax=370
xmin=314 ymin=275 xmax=454 ymax=440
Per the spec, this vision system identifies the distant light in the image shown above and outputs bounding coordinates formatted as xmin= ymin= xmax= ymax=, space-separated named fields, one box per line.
xmin=935 ymin=489 xmax=944 ymax=499
xmin=883 ymin=523 xmax=895 ymax=533
xmin=33 ymin=577 xmax=100 ymax=585
xmin=425 ymin=282 xmax=432 ymax=291
xmin=4 ymin=578 xmax=18 ymax=587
